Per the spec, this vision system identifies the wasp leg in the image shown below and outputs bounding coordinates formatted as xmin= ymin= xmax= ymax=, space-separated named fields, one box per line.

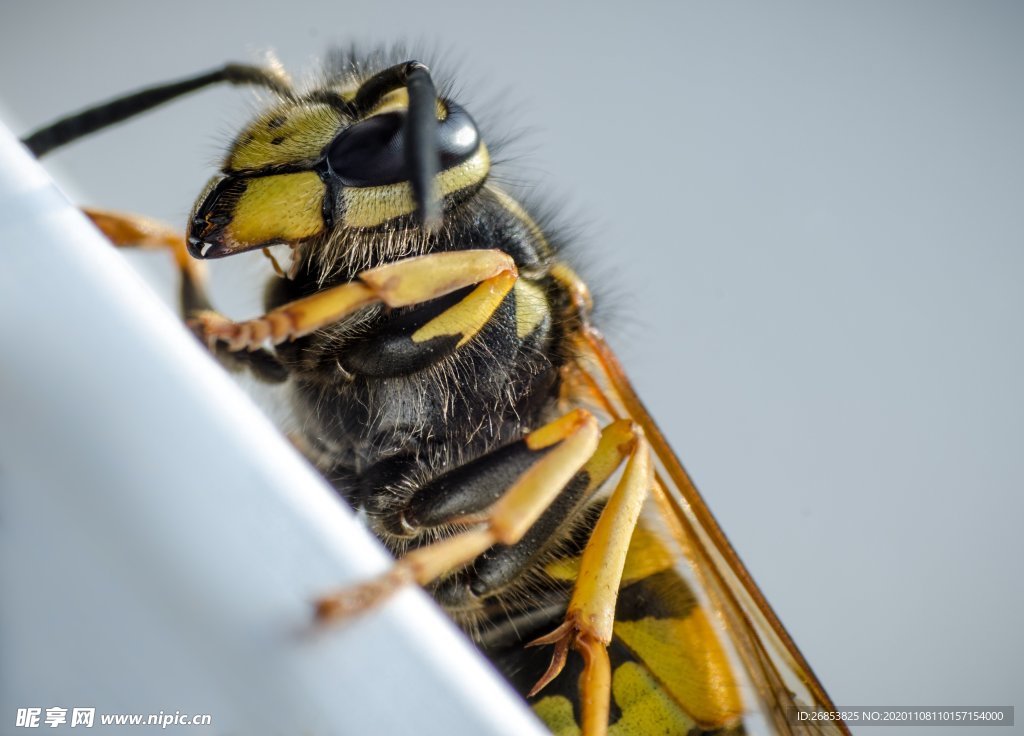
xmin=86 ymin=209 xmax=205 ymax=303
xmin=195 ymin=249 xmax=517 ymax=351
xmin=24 ymin=63 xmax=292 ymax=157
xmin=86 ymin=208 xmax=287 ymax=383
xmin=420 ymin=420 xmax=639 ymax=604
xmin=314 ymin=408 xmax=601 ymax=619
xmin=528 ymin=425 xmax=652 ymax=736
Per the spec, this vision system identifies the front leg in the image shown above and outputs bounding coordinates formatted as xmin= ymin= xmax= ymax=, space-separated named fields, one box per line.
xmin=86 ymin=208 xmax=287 ymax=383
xmin=192 ymin=249 xmax=518 ymax=351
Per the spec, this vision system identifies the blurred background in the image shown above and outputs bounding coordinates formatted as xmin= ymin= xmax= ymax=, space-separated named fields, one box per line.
xmin=1 ymin=1 xmax=1022 ymax=732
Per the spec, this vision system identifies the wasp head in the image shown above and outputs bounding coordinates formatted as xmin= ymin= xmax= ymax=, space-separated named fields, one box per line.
xmin=187 ymin=62 xmax=489 ymax=260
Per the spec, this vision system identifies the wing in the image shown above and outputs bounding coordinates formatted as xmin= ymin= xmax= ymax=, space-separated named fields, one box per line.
xmin=554 ymin=326 xmax=849 ymax=736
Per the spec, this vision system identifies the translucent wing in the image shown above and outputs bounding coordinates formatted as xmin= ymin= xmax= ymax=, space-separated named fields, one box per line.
xmin=559 ymin=327 xmax=849 ymax=736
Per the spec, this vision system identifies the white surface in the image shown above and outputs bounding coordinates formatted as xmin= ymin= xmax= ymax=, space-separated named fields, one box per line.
xmin=0 ymin=124 xmax=546 ymax=735
xmin=0 ymin=4 xmax=1022 ymax=734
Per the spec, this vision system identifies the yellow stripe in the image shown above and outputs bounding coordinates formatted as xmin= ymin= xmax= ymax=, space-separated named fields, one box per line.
xmin=367 ymin=88 xmax=409 ymax=116
xmin=412 ymin=270 xmax=516 ymax=347
xmin=546 ymin=521 xmax=676 ymax=584
xmin=228 ymin=103 xmax=343 ymax=171
xmin=620 ymin=524 xmax=676 ymax=584
xmin=366 ymin=89 xmax=449 ymax=120
xmin=549 ymin=262 xmax=594 ymax=314
xmin=607 ymin=662 xmax=697 ymax=736
xmin=487 ymin=185 xmax=553 ymax=255
xmin=533 ymin=697 xmax=581 ymax=736
xmin=614 ymin=616 xmax=743 ymax=729
xmin=342 ymin=144 xmax=490 ymax=228
xmin=513 ymin=280 xmax=549 ymax=339
xmin=228 ymin=172 xmax=325 ymax=246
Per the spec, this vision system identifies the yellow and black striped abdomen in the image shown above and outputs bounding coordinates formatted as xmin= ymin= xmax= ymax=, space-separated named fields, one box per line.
xmin=492 ymin=516 xmax=746 ymax=735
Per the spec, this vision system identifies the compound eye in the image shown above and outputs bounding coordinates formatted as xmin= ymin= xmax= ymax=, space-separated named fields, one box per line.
xmin=437 ymin=102 xmax=479 ymax=169
xmin=326 ymin=103 xmax=482 ymax=188
xmin=327 ymin=112 xmax=406 ymax=187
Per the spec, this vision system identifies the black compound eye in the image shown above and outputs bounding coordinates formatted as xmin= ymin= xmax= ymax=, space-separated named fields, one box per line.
xmin=437 ymin=102 xmax=479 ymax=169
xmin=327 ymin=112 xmax=406 ymax=187
xmin=326 ymin=102 xmax=481 ymax=188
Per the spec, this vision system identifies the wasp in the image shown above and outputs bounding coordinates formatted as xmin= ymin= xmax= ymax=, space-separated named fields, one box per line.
xmin=25 ymin=49 xmax=848 ymax=735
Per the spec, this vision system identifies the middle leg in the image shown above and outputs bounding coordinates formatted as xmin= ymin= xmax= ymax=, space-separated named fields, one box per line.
xmin=314 ymin=408 xmax=600 ymax=619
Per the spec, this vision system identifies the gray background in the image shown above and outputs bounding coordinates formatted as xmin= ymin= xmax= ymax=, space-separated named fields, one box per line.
xmin=1 ymin=1 xmax=1022 ymax=732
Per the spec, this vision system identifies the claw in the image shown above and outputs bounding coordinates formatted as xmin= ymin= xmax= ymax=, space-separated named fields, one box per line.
xmin=526 ymin=607 xmax=611 ymax=736
xmin=526 ymin=616 xmax=578 ymax=697
xmin=188 ymin=310 xmax=235 ymax=348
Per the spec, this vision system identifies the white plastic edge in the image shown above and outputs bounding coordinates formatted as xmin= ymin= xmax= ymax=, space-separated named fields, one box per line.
xmin=0 ymin=121 xmax=548 ymax=736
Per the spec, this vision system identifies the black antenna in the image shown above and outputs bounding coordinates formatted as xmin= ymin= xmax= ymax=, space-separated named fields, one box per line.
xmin=353 ymin=61 xmax=441 ymax=230
xmin=23 ymin=63 xmax=292 ymax=158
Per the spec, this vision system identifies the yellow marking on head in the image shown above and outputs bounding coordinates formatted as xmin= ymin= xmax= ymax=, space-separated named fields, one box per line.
xmin=513 ymin=280 xmax=549 ymax=339
xmin=367 ymin=89 xmax=408 ymax=116
xmin=614 ymin=615 xmax=743 ymax=729
xmin=227 ymin=172 xmax=325 ymax=246
xmin=341 ymin=143 xmax=490 ymax=228
xmin=532 ymin=696 xmax=581 ymax=736
xmin=366 ymin=89 xmax=448 ymax=120
xmin=228 ymin=103 xmax=343 ymax=171
xmin=606 ymin=662 xmax=697 ymax=736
